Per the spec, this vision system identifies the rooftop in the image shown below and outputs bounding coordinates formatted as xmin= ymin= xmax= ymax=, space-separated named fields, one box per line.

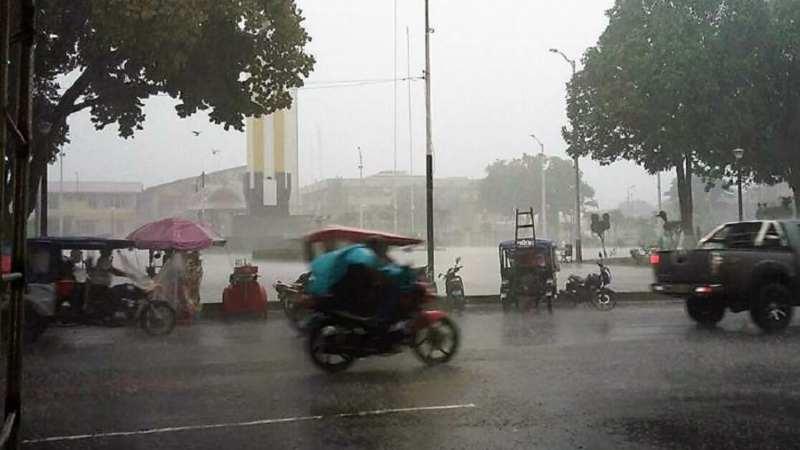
xmin=48 ymin=181 xmax=143 ymax=194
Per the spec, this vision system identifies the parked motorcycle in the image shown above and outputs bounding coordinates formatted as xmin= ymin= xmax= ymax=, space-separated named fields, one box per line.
xmin=559 ymin=255 xmax=616 ymax=311
xmin=439 ymin=257 xmax=465 ymax=313
xmin=305 ymin=282 xmax=460 ymax=373
xmin=274 ymin=272 xmax=310 ymax=332
xmin=109 ymin=283 xmax=177 ymax=335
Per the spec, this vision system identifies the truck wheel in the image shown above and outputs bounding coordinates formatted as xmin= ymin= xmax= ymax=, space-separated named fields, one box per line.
xmin=686 ymin=296 xmax=725 ymax=327
xmin=750 ymin=283 xmax=793 ymax=333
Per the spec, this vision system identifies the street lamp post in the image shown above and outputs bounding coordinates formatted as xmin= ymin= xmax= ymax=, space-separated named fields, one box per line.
xmin=549 ymin=48 xmax=582 ymax=262
xmin=530 ymin=133 xmax=547 ymax=238
xmin=733 ymin=148 xmax=745 ymax=221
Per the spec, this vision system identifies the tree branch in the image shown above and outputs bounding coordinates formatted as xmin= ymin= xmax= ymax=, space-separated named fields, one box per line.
xmin=68 ymin=99 xmax=97 ymax=114
xmin=51 ymin=53 xmax=117 ymax=125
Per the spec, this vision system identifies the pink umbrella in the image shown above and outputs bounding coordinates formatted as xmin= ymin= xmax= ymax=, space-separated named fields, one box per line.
xmin=127 ymin=218 xmax=226 ymax=251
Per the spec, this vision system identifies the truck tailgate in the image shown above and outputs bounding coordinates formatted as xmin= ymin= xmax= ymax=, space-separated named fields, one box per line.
xmin=653 ymin=250 xmax=714 ymax=285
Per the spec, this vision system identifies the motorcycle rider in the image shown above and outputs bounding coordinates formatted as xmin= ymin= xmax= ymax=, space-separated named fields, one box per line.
xmin=88 ymin=249 xmax=130 ymax=320
xmin=307 ymin=237 xmax=412 ymax=348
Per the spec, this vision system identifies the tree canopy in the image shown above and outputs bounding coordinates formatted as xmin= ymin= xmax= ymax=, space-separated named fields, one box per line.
xmin=478 ymin=154 xmax=595 ymax=240
xmin=6 ymin=0 xmax=315 ymax=213
xmin=563 ymin=0 xmax=782 ymax=234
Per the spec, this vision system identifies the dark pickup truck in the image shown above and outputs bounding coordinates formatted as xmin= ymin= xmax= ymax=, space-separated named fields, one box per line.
xmin=651 ymin=220 xmax=800 ymax=332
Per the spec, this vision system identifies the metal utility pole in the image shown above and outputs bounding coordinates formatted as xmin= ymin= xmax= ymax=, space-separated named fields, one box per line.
xmin=424 ymin=0 xmax=435 ymax=279
xmin=530 ymin=133 xmax=547 ymax=238
xmin=407 ymin=26 xmax=415 ymax=236
xmin=738 ymin=171 xmax=743 ymax=221
xmin=733 ymin=148 xmax=745 ymax=221
xmin=392 ymin=0 xmax=399 ymax=233
xmin=549 ymin=48 xmax=582 ymax=262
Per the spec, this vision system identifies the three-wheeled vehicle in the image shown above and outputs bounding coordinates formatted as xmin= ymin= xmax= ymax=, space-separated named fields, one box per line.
xmin=300 ymin=226 xmax=460 ymax=373
xmin=283 ymin=226 xmax=428 ymax=333
xmin=27 ymin=237 xmax=177 ymax=336
xmin=499 ymin=239 xmax=560 ymax=312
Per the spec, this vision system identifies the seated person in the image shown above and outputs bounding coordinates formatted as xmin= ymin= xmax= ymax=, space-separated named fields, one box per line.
xmin=308 ymin=238 xmax=413 ymax=325
xmin=88 ymin=249 xmax=129 ymax=318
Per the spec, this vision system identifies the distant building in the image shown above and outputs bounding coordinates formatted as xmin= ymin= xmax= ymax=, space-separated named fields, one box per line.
xmin=48 ymin=181 xmax=142 ymax=237
xmin=299 ymin=172 xmax=488 ymax=245
xmin=137 ymin=166 xmax=248 ymax=238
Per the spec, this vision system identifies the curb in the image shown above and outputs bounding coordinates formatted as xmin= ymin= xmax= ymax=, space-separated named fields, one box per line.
xmin=196 ymin=291 xmax=676 ymax=320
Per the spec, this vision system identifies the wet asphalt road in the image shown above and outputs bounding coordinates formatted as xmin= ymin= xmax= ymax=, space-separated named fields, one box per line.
xmin=17 ymin=302 xmax=800 ymax=450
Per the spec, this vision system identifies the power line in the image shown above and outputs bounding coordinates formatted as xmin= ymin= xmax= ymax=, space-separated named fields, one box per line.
xmin=300 ymin=77 xmax=423 ymax=90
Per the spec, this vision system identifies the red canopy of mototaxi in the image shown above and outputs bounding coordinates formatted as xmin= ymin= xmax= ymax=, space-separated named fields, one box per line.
xmin=304 ymin=226 xmax=423 ymax=247
xmin=127 ymin=218 xmax=226 ymax=251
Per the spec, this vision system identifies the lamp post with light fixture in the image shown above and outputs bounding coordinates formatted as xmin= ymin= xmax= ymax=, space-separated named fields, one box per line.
xmin=549 ymin=47 xmax=582 ymax=262
xmin=530 ymin=133 xmax=547 ymax=238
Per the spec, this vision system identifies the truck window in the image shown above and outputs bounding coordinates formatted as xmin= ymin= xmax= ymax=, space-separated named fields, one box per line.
xmin=700 ymin=226 xmax=730 ymax=249
xmin=726 ymin=222 xmax=762 ymax=249
xmin=761 ymin=223 xmax=788 ymax=249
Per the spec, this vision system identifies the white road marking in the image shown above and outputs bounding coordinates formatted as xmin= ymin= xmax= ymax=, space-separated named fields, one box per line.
xmin=23 ymin=403 xmax=477 ymax=445
xmin=334 ymin=403 xmax=476 ymax=418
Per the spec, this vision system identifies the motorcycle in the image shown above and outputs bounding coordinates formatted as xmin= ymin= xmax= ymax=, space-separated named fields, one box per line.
xmin=559 ymin=254 xmax=616 ymax=311
xmin=305 ymin=282 xmax=460 ymax=373
xmin=439 ymin=257 xmax=465 ymax=313
xmin=108 ymin=283 xmax=177 ymax=335
xmin=274 ymin=272 xmax=310 ymax=332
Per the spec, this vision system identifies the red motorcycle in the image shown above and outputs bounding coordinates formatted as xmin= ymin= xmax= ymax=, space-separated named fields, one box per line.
xmin=301 ymin=227 xmax=460 ymax=373
xmin=305 ymin=281 xmax=459 ymax=373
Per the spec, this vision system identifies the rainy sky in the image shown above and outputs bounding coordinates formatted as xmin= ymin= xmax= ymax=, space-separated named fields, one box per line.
xmin=49 ymin=0 xmax=666 ymax=210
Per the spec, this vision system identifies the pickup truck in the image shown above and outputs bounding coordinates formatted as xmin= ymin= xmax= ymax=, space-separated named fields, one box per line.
xmin=651 ymin=220 xmax=800 ymax=333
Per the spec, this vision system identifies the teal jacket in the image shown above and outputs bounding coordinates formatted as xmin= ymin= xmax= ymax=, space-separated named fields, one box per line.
xmin=307 ymin=244 xmax=415 ymax=296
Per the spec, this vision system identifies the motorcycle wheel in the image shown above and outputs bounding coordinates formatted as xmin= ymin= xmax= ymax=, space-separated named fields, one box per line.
xmin=449 ymin=294 xmax=465 ymax=314
xmin=457 ymin=294 xmax=466 ymax=313
xmin=412 ymin=316 xmax=460 ymax=366
xmin=286 ymin=301 xmax=310 ymax=333
xmin=281 ymin=294 xmax=300 ymax=330
xmin=140 ymin=301 xmax=176 ymax=336
xmin=308 ymin=321 xmax=355 ymax=373
xmin=593 ymin=289 xmax=616 ymax=311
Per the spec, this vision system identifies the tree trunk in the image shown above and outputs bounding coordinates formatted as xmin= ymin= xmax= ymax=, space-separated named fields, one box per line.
xmin=684 ymin=156 xmax=694 ymax=242
xmin=674 ymin=155 xmax=695 ymax=246
xmin=790 ymin=178 xmax=800 ymax=219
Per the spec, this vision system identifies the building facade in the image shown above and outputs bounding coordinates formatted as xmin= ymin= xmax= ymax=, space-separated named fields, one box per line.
xmin=137 ymin=166 xmax=248 ymax=238
xmin=48 ymin=181 xmax=142 ymax=237
xmin=299 ymin=172 xmax=492 ymax=246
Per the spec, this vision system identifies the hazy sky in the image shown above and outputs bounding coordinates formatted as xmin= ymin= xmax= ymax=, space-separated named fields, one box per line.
xmin=50 ymin=0 xmax=669 ymax=210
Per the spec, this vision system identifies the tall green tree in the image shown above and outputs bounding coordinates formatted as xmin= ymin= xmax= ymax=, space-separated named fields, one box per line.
xmin=563 ymin=0 xmax=772 ymax=236
xmin=478 ymin=154 xmax=596 ymax=239
xmin=745 ymin=0 xmax=800 ymax=213
xmin=5 ymin=0 xmax=314 ymax=216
